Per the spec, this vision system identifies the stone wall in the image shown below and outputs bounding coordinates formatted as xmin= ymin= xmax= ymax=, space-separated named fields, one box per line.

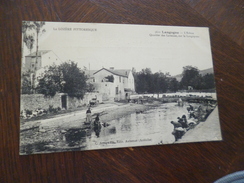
xmin=20 ymin=92 xmax=104 ymax=112
xmin=20 ymin=94 xmax=61 ymax=111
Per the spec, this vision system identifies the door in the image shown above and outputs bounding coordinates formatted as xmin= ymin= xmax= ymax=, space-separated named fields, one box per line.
xmin=61 ymin=95 xmax=67 ymax=109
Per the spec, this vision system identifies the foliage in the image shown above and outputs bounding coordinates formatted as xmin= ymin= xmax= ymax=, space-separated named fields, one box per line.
xmin=61 ymin=62 xmax=87 ymax=98
xmin=48 ymin=105 xmax=61 ymax=114
xmin=23 ymin=34 xmax=35 ymax=53
xmin=86 ymin=82 xmax=95 ymax=92
xmin=201 ymin=73 xmax=215 ymax=89
xmin=180 ymin=66 xmax=200 ymax=89
xmin=180 ymin=66 xmax=215 ymax=90
xmin=36 ymin=65 xmax=62 ymax=97
xmin=22 ymin=21 xmax=45 ymax=54
xmin=168 ymin=78 xmax=179 ymax=92
xmin=21 ymin=71 xmax=32 ymax=94
xmin=133 ymin=66 xmax=214 ymax=94
xmin=36 ymin=61 xmax=87 ymax=98
xmin=133 ymin=68 xmax=169 ymax=94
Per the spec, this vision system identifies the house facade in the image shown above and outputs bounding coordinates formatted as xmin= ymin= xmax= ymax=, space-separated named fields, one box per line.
xmin=24 ymin=50 xmax=62 ymax=73
xmin=24 ymin=50 xmax=62 ymax=88
xmin=87 ymin=68 xmax=135 ymax=101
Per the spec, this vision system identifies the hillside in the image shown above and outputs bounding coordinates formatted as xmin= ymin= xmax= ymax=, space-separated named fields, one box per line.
xmin=174 ymin=68 xmax=214 ymax=82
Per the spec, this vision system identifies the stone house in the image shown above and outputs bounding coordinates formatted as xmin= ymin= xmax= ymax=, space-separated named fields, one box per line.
xmin=86 ymin=67 xmax=135 ymax=101
xmin=23 ymin=50 xmax=62 ymax=88
xmin=24 ymin=50 xmax=62 ymax=73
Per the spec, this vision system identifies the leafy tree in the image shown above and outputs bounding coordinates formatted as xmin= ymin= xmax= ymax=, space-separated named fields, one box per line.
xmin=32 ymin=21 xmax=46 ymax=66
xmin=23 ymin=34 xmax=35 ymax=53
xmin=36 ymin=61 xmax=87 ymax=98
xmin=86 ymin=83 xmax=95 ymax=92
xmin=134 ymin=68 xmax=169 ymax=94
xmin=21 ymin=71 xmax=32 ymax=94
xmin=61 ymin=62 xmax=87 ymax=98
xmin=201 ymin=73 xmax=215 ymax=89
xmin=22 ymin=21 xmax=35 ymax=58
xmin=168 ymin=78 xmax=179 ymax=92
xmin=180 ymin=66 xmax=200 ymax=89
xmin=134 ymin=68 xmax=152 ymax=93
xmin=36 ymin=65 xmax=62 ymax=97
xmin=151 ymin=72 xmax=168 ymax=93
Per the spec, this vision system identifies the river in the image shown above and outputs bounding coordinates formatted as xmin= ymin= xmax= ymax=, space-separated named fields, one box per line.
xmin=85 ymin=103 xmax=190 ymax=150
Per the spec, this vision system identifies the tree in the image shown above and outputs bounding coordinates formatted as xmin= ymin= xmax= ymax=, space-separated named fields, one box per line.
xmin=22 ymin=21 xmax=35 ymax=58
xmin=23 ymin=34 xmax=35 ymax=53
xmin=36 ymin=65 xmax=62 ymax=97
xmin=134 ymin=68 xmax=152 ymax=93
xmin=152 ymin=72 xmax=168 ymax=94
xmin=201 ymin=73 xmax=215 ymax=89
xmin=180 ymin=66 xmax=200 ymax=89
xmin=61 ymin=61 xmax=87 ymax=98
xmin=36 ymin=61 xmax=87 ymax=98
xmin=86 ymin=83 xmax=95 ymax=92
xmin=33 ymin=21 xmax=46 ymax=69
xmin=168 ymin=78 xmax=179 ymax=92
xmin=134 ymin=68 xmax=169 ymax=94
xmin=21 ymin=71 xmax=32 ymax=94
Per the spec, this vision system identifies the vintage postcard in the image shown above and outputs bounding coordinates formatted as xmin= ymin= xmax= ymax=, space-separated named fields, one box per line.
xmin=20 ymin=21 xmax=222 ymax=155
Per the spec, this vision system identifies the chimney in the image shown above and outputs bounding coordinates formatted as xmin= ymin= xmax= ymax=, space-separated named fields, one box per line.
xmin=110 ymin=67 xmax=114 ymax=70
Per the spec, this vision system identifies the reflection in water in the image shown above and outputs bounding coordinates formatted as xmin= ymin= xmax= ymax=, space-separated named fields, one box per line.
xmin=65 ymin=129 xmax=86 ymax=147
xmin=20 ymin=103 xmax=191 ymax=154
xmin=86 ymin=103 xmax=189 ymax=150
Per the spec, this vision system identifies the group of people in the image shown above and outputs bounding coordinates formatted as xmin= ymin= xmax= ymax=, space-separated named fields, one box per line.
xmin=86 ymin=108 xmax=101 ymax=137
xmin=187 ymin=104 xmax=197 ymax=119
xmin=171 ymin=104 xmax=200 ymax=141
xmin=171 ymin=115 xmax=189 ymax=141
xmin=85 ymin=107 xmax=110 ymax=137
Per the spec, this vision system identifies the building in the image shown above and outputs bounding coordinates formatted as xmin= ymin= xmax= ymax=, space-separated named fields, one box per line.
xmin=86 ymin=67 xmax=135 ymax=101
xmin=24 ymin=50 xmax=62 ymax=73
xmin=23 ymin=50 xmax=62 ymax=88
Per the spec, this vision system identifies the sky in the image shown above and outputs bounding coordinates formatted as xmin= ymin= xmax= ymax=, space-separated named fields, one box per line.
xmin=22 ymin=22 xmax=214 ymax=76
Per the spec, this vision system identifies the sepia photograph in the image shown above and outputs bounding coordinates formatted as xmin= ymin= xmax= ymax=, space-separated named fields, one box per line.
xmin=20 ymin=21 xmax=222 ymax=155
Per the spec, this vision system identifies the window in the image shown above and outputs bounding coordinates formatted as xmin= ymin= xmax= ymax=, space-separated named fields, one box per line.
xmin=119 ymin=76 xmax=121 ymax=83
xmin=116 ymin=87 xmax=119 ymax=94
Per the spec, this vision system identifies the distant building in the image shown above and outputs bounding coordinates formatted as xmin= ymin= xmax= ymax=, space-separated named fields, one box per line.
xmin=86 ymin=67 xmax=135 ymax=101
xmin=24 ymin=50 xmax=62 ymax=73
xmin=24 ymin=50 xmax=62 ymax=89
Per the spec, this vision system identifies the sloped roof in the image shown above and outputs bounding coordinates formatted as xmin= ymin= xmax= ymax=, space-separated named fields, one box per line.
xmin=93 ymin=68 xmax=131 ymax=77
xmin=112 ymin=69 xmax=131 ymax=77
xmin=25 ymin=50 xmax=51 ymax=57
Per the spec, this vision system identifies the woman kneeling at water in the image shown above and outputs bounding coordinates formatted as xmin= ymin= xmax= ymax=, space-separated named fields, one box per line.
xmin=94 ymin=114 xmax=102 ymax=137
xmin=171 ymin=121 xmax=185 ymax=141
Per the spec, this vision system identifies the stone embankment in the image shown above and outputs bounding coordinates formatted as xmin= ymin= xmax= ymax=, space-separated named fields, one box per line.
xmin=176 ymin=106 xmax=222 ymax=143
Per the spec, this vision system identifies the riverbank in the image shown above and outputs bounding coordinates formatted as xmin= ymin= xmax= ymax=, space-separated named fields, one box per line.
xmin=20 ymin=101 xmax=160 ymax=154
xmin=175 ymin=106 xmax=222 ymax=143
